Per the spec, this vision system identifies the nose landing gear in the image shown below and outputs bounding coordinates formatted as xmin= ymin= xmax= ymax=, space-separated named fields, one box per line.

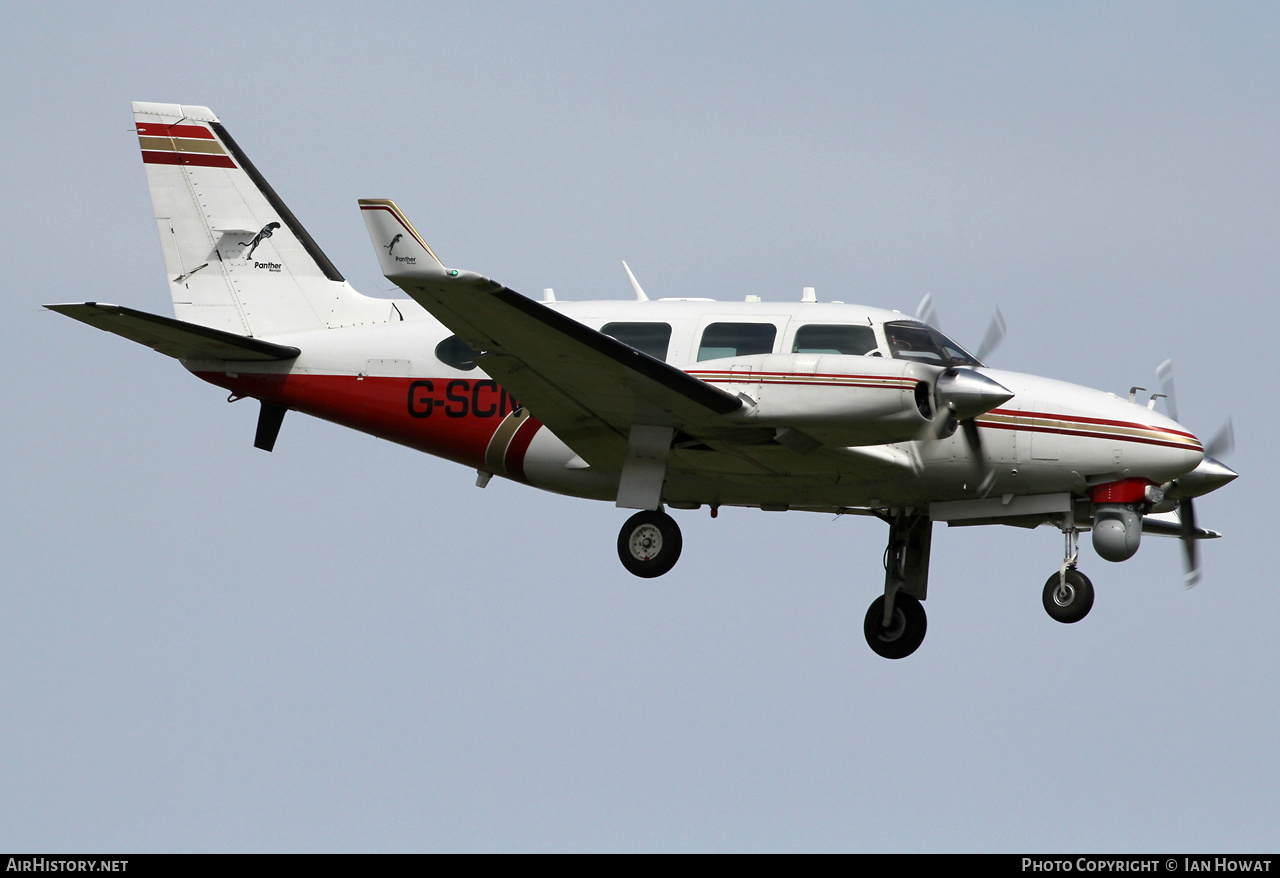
xmin=1044 ymin=511 xmax=1094 ymax=623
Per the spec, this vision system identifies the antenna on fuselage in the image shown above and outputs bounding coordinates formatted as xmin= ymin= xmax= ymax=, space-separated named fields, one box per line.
xmin=801 ymin=286 xmax=817 ymax=303
xmin=543 ymin=288 xmax=556 ymax=303
xmin=621 ymin=261 xmax=649 ymax=301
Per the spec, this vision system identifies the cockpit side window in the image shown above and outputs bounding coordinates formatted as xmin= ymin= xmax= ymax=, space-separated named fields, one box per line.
xmin=883 ymin=321 xmax=981 ymax=367
xmin=697 ymin=323 xmax=778 ymax=361
xmin=792 ymin=324 xmax=878 ymax=356
xmin=601 ymin=322 xmax=673 ymax=361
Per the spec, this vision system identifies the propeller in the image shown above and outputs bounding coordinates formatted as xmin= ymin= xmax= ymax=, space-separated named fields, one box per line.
xmin=914 ymin=294 xmax=1005 ymax=365
xmin=914 ymin=293 xmax=939 ymax=328
xmin=1203 ymin=419 xmax=1235 ymax=460
xmin=974 ymin=307 xmax=1006 ymax=363
xmin=1155 ymin=360 xmax=1236 ymax=587
xmin=912 ymin=295 xmax=1009 ymax=495
xmin=926 ymin=367 xmax=1013 ymax=496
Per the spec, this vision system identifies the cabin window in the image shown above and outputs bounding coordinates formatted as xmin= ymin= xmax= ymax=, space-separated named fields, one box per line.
xmin=601 ymin=322 xmax=672 ymax=361
xmin=792 ymin=324 xmax=878 ymax=356
xmin=882 ymin=321 xmax=981 ymax=367
xmin=697 ymin=323 xmax=777 ymax=361
xmin=435 ymin=334 xmax=480 ymax=371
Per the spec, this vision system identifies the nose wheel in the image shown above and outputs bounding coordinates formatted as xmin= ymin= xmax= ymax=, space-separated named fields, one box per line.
xmin=1042 ymin=569 xmax=1094 ymax=623
xmin=617 ymin=509 xmax=682 ymax=578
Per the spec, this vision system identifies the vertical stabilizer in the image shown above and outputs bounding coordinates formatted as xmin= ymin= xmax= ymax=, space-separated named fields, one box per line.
xmin=133 ymin=102 xmax=387 ymax=337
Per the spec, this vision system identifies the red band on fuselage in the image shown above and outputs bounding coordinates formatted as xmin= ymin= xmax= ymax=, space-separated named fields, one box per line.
xmin=989 ymin=408 xmax=1198 ymax=441
xmin=976 ymin=419 xmax=1199 ymax=451
xmin=196 ymin=371 xmax=535 ymax=480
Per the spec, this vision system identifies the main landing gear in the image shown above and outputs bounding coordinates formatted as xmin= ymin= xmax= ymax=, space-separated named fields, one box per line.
xmin=864 ymin=511 xmax=932 ymax=659
xmin=617 ymin=509 xmax=683 ymax=578
xmin=1043 ymin=516 xmax=1094 ymax=624
xmin=613 ymin=504 xmax=1095 ymax=654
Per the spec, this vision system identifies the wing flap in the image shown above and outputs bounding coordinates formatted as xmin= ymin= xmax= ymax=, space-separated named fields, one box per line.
xmin=46 ymin=303 xmax=300 ymax=361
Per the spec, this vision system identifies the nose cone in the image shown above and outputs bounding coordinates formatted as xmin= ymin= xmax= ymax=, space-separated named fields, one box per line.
xmin=937 ymin=368 xmax=1015 ymax=421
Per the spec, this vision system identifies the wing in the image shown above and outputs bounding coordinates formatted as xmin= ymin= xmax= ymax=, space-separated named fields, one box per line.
xmin=358 ymin=200 xmax=742 ymax=472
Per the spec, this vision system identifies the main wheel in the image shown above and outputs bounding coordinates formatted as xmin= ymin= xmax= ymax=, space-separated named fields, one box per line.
xmin=863 ymin=593 xmax=927 ymax=659
xmin=617 ymin=510 xmax=682 ymax=578
xmin=1042 ymin=569 xmax=1094 ymax=623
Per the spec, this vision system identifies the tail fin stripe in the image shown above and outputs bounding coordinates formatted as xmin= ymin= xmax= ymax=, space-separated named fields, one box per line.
xmin=138 ymin=136 xmax=228 ymax=156
xmin=135 ymin=122 xmax=216 ymax=140
xmin=140 ymin=150 xmax=237 ymax=169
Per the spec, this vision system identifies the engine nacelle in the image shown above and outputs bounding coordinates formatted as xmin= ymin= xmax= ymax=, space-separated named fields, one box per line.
xmin=1092 ymin=503 xmax=1142 ymax=562
xmin=733 ymin=354 xmax=1012 ymax=447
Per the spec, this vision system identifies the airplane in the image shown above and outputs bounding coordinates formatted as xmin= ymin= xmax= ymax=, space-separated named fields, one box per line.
xmin=47 ymin=102 xmax=1238 ymax=659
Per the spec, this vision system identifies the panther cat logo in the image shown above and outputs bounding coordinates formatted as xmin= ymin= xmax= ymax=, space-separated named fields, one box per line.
xmin=238 ymin=222 xmax=281 ymax=260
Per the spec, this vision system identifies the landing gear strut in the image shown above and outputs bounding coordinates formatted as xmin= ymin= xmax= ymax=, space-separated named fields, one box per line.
xmin=617 ymin=509 xmax=682 ymax=578
xmin=1044 ymin=510 xmax=1094 ymax=623
xmin=865 ymin=511 xmax=931 ymax=659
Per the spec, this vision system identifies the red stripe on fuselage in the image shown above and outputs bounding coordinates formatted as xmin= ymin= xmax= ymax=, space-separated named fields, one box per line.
xmin=976 ymin=419 xmax=1199 ymax=451
xmin=136 ymin=122 xmax=216 ymax=139
xmin=703 ymin=378 xmax=911 ymax=390
xmin=989 ymin=408 xmax=1198 ymax=441
xmin=196 ymin=371 xmax=535 ymax=481
xmin=141 ymin=150 xmax=237 ymax=169
xmin=691 ymin=370 xmax=914 ymax=383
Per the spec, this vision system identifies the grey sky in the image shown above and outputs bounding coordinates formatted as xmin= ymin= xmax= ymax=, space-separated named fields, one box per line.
xmin=1 ymin=1 xmax=1275 ymax=851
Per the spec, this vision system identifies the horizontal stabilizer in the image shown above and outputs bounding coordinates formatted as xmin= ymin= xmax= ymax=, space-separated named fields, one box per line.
xmin=45 ymin=303 xmax=300 ymax=361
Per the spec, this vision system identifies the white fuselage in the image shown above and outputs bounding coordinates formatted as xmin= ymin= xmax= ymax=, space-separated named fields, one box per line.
xmin=185 ymin=297 xmax=1203 ymax=513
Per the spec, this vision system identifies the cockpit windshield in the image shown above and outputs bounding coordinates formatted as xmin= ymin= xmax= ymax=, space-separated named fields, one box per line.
xmin=882 ymin=321 xmax=982 ymax=367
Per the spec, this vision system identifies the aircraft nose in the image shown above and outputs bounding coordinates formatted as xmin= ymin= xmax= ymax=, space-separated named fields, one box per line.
xmin=937 ymin=368 xmax=1015 ymax=421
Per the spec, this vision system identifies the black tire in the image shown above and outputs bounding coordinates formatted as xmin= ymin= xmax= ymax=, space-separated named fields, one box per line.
xmin=617 ymin=510 xmax=682 ymax=578
xmin=1042 ymin=569 xmax=1094 ymax=624
xmin=863 ymin=593 xmax=927 ymax=659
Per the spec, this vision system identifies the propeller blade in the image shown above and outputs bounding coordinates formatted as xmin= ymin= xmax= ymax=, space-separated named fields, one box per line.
xmin=915 ymin=293 xmax=939 ymax=328
xmin=1204 ymin=418 xmax=1235 ymax=460
xmin=961 ymin=417 xmax=983 ymax=457
xmin=1179 ymin=498 xmax=1201 ymax=588
xmin=975 ymin=307 xmax=1006 ymax=363
xmin=1155 ymin=359 xmax=1179 ymax=423
xmin=1152 ymin=360 xmax=1228 ymax=586
xmin=925 ymin=403 xmax=958 ymax=440
xmin=960 ymin=417 xmax=996 ymax=497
